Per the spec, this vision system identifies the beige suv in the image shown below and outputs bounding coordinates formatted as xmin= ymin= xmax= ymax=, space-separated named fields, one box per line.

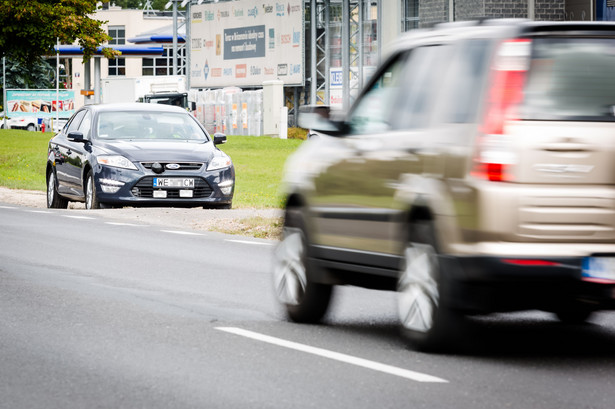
xmin=273 ymin=20 xmax=615 ymax=351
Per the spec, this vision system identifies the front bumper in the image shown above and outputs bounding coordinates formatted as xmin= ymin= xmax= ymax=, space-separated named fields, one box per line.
xmin=93 ymin=165 xmax=234 ymax=207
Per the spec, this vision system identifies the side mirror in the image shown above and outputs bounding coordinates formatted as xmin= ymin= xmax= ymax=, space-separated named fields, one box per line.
xmin=297 ymin=105 xmax=345 ymax=135
xmin=67 ymin=131 xmax=87 ymax=143
xmin=213 ymin=133 xmax=227 ymax=145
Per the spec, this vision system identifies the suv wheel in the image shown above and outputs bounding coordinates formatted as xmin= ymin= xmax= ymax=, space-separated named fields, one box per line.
xmin=398 ymin=221 xmax=460 ymax=351
xmin=273 ymin=208 xmax=333 ymax=323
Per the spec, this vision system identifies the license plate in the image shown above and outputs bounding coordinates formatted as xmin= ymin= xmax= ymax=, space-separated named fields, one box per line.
xmin=153 ymin=190 xmax=167 ymax=198
xmin=582 ymin=257 xmax=615 ymax=283
xmin=153 ymin=178 xmax=195 ymax=189
xmin=179 ymin=190 xmax=193 ymax=198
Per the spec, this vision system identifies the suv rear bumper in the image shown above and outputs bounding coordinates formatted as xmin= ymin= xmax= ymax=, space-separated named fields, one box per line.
xmin=442 ymin=255 xmax=615 ymax=314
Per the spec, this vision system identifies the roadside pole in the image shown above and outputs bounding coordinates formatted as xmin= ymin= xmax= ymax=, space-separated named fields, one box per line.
xmin=56 ymin=38 xmax=59 ymax=131
xmin=3 ymin=56 xmax=7 ymax=129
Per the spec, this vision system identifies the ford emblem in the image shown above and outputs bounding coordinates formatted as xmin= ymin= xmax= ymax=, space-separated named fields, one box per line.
xmin=166 ymin=163 xmax=181 ymax=170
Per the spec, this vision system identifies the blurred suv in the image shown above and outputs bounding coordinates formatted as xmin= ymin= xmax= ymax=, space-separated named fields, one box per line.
xmin=273 ymin=20 xmax=615 ymax=351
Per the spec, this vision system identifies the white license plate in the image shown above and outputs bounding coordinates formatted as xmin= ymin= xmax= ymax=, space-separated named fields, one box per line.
xmin=582 ymin=257 xmax=615 ymax=283
xmin=153 ymin=178 xmax=195 ymax=189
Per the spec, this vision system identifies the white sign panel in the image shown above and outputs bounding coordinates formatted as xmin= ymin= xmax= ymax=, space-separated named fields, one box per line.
xmin=190 ymin=0 xmax=304 ymax=88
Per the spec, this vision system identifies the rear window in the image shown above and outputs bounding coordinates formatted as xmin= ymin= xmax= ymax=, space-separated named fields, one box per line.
xmin=521 ymin=38 xmax=615 ymax=121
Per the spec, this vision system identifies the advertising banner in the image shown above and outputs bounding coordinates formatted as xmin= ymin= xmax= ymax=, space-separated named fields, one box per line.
xmin=6 ymin=89 xmax=75 ymax=118
xmin=190 ymin=0 xmax=304 ymax=88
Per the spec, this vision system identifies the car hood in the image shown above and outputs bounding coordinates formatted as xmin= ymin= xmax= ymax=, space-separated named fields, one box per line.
xmin=96 ymin=139 xmax=217 ymax=162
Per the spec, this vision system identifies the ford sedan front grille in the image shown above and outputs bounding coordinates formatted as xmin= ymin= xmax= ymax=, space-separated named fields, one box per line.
xmin=141 ymin=162 xmax=203 ymax=171
xmin=131 ymin=177 xmax=213 ymax=198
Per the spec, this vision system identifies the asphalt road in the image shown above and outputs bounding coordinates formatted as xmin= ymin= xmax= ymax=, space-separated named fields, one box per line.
xmin=1 ymin=203 xmax=615 ymax=409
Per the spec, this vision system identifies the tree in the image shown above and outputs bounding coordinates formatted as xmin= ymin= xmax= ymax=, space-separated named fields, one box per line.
xmin=0 ymin=0 xmax=119 ymax=64
xmin=1 ymin=58 xmax=56 ymax=90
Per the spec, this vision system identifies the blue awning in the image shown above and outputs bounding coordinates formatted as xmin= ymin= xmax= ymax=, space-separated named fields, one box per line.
xmin=129 ymin=22 xmax=186 ymax=44
xmin=128 ymin=34 xmax=186 ymax=44
xmin=54 ymin=45 xmax=164 ymax=57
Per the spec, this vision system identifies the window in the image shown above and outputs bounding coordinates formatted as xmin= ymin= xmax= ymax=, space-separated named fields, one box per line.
xmin=142 ymin=46 xmax=186 ymax=76
xmin=108 ymin=57 xmax=126 ymax=76
xmin=78 ymin=111 xmax=92 ymax=140
xmin=108 ymin=26 xmax=125 ymax=45
xmin=347 ymin=53 xmax=409 ymax=134
xmin=65 ymin=110 xmax=86 ymax=135
xmin=440 ymin=39 xmax=490 ymax=124
xmin=391 ymin=45 xmax=448 ymax=130
xmin=402 ymin=0 xmax=419 ymax=31
xmin=108 ymin=26 xmax=126 ymax=76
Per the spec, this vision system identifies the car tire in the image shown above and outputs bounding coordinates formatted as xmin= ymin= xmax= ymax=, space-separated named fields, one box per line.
xmin=398 ymin=221 xmax=461 ymax=352
xmin=85 ymin=170 xmax=101 ymax=210
xmin=47 ymin=170 xmax=68 ymax=209
xmin=273 ymin=208 xmax=333 ymax=323
xmin=26 ymin=124 xmax=36 ymax=132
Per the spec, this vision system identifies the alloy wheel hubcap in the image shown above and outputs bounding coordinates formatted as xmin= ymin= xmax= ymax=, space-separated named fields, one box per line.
xmin=273 ymin=228 xmax=307 ymax=306
xmin=398 ymin=243 xmax=440 ymax=333
xmin=86 ymin=178 xmax=93 ymax=209
xmin=47 ymin=173 xmax=55 ymax=205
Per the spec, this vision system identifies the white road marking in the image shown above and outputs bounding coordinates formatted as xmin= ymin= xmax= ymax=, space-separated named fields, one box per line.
xmin=29 ymin=210 xmax=54 ymax=214
xmin=0 ymin=206 xmax=17 ymax=209
xmin=216 ymin=327 xmax=449 ymax=383
xmin=105 ymin=222 xmax=144 ymax=227
xmin=225 ymin=239 xmax=273 ymax=246
xmin=160 ymin=230 xmax=204 ymax=236
xmin=63 ymin=215 xmax=96 ymax=220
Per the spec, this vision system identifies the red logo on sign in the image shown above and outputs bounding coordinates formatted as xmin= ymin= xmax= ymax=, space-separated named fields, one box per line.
xmin=235 ymin=64 xmax=247 ymax=78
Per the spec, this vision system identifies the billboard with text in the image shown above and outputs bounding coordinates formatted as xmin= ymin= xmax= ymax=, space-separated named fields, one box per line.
xmin=190 ymin=0 xmax=304 ymax=88
xmin=6 ymin=89 xmax=75 ymax=118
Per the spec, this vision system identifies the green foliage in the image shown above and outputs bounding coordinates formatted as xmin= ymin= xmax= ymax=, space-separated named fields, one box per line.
xmin=0 ymin=0 xmax=118 ymax=64
xmin=0 ymin=130 xmax=304 ymax=208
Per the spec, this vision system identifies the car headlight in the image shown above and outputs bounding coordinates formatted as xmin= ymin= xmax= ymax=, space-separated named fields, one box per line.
xmin=207 ymin=153 xmax=232 ymax=171
xmin=98 ymin=155 xmax=137 ymax=170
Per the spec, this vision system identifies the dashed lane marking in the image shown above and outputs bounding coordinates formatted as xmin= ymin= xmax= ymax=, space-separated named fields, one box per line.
xmin=160 ymin=230 xmax=205 ymax=236
xmin=216 ymin=327 xmax=449 ymax=383
xmin=225 ymin=239 xmax=273 ymax=246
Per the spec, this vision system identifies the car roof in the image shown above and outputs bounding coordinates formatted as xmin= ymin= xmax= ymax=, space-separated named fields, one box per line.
xmin=83 ymin=102 xmax=188 ymax=114
xmin=388 ymin=18 xmax=615 ymax=53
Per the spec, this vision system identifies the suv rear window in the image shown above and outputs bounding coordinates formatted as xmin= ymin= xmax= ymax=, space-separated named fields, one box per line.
xmin=521 ymin=38 xmax=615 ymax=121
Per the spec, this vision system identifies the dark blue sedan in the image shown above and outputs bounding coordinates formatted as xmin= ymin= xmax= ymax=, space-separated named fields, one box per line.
xmin=46 ymin=103 xmax=234 ymax=209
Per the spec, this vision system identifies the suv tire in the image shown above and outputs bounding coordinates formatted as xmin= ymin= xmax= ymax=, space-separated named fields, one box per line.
xmin=398 ymin=221 xmax=461 ymax=351
xmin=273 ymin=208 xmax=333 ymax=323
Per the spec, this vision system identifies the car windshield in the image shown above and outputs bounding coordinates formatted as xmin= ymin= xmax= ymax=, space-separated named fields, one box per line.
xmin=521 ymin=37 xmax=615 ymax=121
xmin=95 ymin=111 xmax=209 ymax=141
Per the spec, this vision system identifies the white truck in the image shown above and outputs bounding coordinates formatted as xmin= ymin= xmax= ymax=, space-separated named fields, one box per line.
xmin=100 ymin=76 xmax=187 ymax=105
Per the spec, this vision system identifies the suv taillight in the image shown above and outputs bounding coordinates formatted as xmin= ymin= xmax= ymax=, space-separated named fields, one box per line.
xmin=472 ymin=38 xmax=531 ymax=182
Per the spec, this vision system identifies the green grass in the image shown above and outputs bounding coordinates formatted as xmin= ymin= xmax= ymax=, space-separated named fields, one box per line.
xmin=0 ymin=129 xmax=50 ymax=190
xmin=0 ymin=130 xmax=304 ymax=208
